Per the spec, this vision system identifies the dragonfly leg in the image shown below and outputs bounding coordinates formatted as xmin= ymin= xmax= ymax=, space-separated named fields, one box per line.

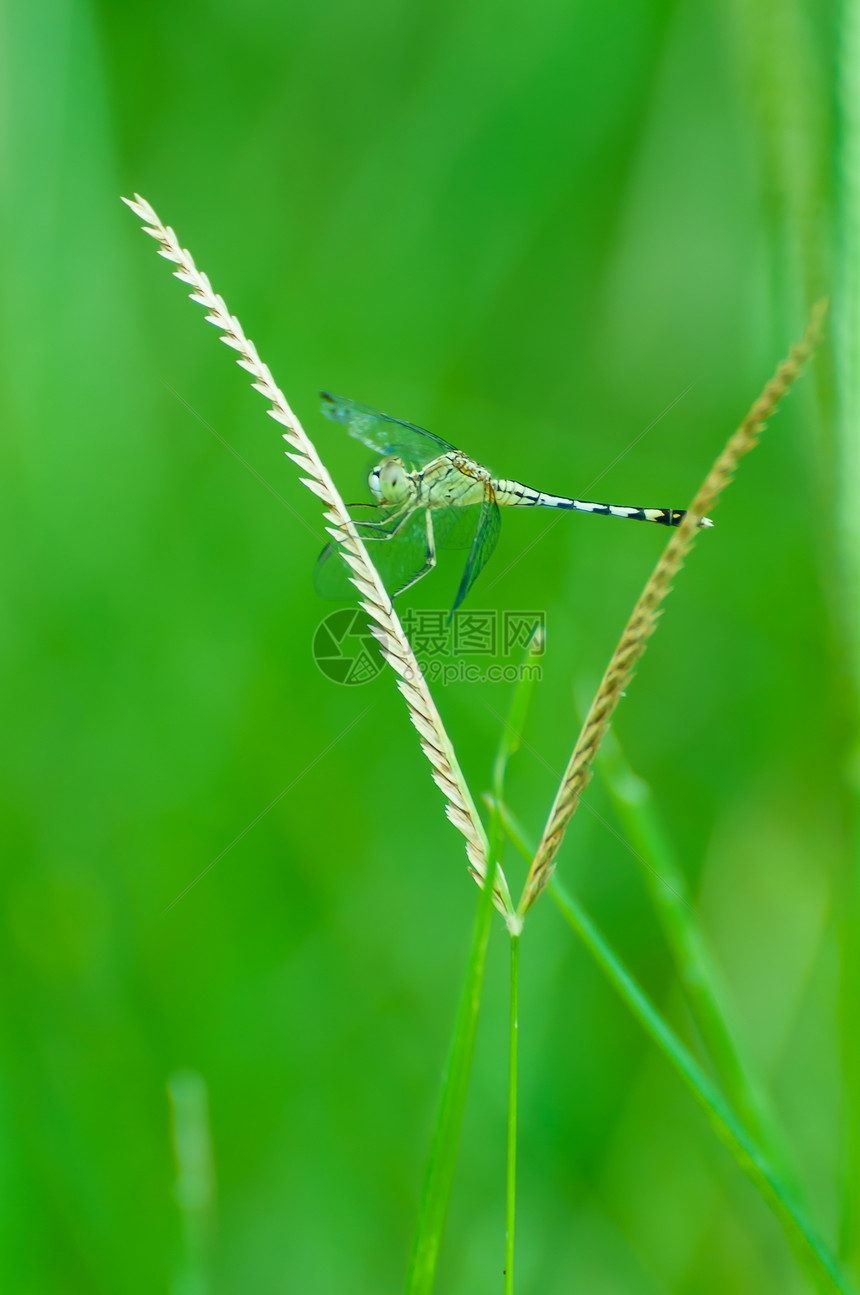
xmin=361 ymin=502 xmax=419 ymax=543
xmin=330 ymin=499 xmax=414 ymax=541
xmin=316 ymin=503 xmax=433 ymax=603
xmin=392 ymin=508 xmax=437 ymax=596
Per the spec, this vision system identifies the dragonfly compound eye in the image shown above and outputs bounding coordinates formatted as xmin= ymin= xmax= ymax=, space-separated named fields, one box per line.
xmin=377 ymin=458 xmax=410 ymax=505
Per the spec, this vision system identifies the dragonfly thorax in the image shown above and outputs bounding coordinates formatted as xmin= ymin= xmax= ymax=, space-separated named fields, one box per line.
xmin=369 ymin=456 xmax=413 ymax=505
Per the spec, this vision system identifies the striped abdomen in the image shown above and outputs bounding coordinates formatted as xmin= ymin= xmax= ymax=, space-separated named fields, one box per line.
xmin=493 ymin=478 xmax=713 ymax=528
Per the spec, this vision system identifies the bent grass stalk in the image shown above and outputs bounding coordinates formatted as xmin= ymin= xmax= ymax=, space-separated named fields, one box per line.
xmin=519 ymin=299 xmax=828 ymax=916
xmin=121 ymin=193 xmax=514 ymax=922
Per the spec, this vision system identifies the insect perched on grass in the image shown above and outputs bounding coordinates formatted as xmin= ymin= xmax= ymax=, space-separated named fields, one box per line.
xmin=315 ymin=392 xmax=713 ymax=613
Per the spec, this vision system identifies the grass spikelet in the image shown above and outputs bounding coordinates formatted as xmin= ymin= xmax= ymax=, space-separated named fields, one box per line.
xmin=122 ymin=193 xmax=514 ymax=923
xmin=519 ymin=300 xmax=827 ymax=916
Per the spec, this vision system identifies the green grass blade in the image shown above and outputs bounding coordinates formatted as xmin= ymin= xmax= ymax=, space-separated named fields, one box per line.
xmin=404 ymin=859 xmax=498 ymax=1294
xmin=596 ymin=730 xmax=801 ymax=1193
xmin=167 ymin=1071 xmax=215 ymax=1295
xmin=551 ymin=880 xmax=850 ymax=1294
xmin=497 ymin=804 xmax=852 ymax=1294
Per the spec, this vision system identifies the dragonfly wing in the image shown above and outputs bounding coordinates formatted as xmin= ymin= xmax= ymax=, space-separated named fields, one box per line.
xmin=315 ymin=507 xmax=434 ymax=602
xmin=451 ymin=485 xmax=501 ymax=613
xmin=320 ymin=392 xmax=457 ymax=470
xmin=315 ymin=539 xmax=357 ymax=601
xmin=314 ymin=505 xmax=401 ymax=600
xmin=431 ymin=501 xmax=484 ymax=551
xmin=370 ymin=508 xmax=435 ymax=596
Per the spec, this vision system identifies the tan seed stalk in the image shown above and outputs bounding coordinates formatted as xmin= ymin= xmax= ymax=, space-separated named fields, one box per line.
xmin=122 ymin=193 xmax=514 ymax=925
xmin=519 ymin=300 xmax=827 ymax=916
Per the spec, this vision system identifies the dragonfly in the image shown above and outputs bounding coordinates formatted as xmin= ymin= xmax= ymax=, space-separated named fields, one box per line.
xmin=315 ymin=392 xmax=713 ymax=613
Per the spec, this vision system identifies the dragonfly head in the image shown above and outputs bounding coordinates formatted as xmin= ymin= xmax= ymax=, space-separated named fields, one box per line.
xmin=369 ymin=457 xmax=410 ymax=505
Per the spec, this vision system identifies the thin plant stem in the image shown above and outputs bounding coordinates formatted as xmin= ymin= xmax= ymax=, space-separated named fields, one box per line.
xmin=596 ymin=730 xmax=801 ymax=1196
xmin=489 ymin=630 xmax=544 ymax=1293
xmin=505 ymin=933 xmax=520 ymax=1295
xmin=405 ymin=858 xmax=498 ymax=1295
xmin=498 ymin=802 xmax=852 ymax=1295
xmin=411 ymin=631 xmax=542 ymax=1295
xmin=519 ymin=304 xmax=826 ymax=916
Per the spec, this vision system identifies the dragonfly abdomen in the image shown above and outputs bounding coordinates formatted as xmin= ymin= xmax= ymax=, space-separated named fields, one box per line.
xmin=494 ymin=479 xmax=571 ymax=507
xmin=494 ymin=479 xmax=712 ymax=528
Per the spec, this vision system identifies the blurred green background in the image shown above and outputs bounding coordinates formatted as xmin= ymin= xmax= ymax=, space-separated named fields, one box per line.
xmin=1 ymin=0 xmax=849 ymax=1291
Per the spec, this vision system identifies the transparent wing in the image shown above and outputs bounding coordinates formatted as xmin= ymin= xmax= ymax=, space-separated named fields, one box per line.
xmin=431 ymin=501 xmax=484 ymax=551
xmin=320 ymin=392 xmax=457 ymax=470
xmin=314 ymin=504 xmax=398 ymax=600
xmin=451 ymin=485 xmax=501 ymax=613
xmin=315 ymin=506 xmax=434 ymax=602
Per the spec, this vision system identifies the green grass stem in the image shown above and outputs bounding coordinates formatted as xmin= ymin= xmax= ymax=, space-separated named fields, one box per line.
xmin=497 ymin=803 xmax=852 ymax=1295
xmin=505 ymin=933 xmax=520 ymax=1295
xmin=595 ymin=730 xmax=801 ymax=1194
xmin=404 ymin=853 xmax=498 ymax=1294
xmin=491 ymin=629 xmax=545 ymax=1293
